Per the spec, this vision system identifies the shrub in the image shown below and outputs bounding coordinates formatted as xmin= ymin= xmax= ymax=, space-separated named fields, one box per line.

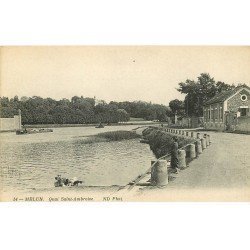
xmin=142 ymin=127 xmax=195 ymax=158
xmin=95 ymin=130 xmax=141 ymax=141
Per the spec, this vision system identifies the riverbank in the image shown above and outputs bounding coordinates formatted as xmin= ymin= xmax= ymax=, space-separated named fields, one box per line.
xmin=22 ymin=121 xmax=167 ymax=129
xmin=142 ymin=127 xmax=196 ymax=158
xmin=80 ymin=130 xmax=141 ymax=144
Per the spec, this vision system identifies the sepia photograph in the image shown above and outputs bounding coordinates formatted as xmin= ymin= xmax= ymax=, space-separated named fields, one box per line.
xmin=0 ymin=46 xmax=249 ymax=202
xmin=1 ymin=2 xmax=250 ymax=250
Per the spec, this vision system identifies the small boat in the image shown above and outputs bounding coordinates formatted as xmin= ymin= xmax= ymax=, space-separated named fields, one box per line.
xmin=16 ymin=129 xmax=28 ymax=135
xmin=16 ymin=128 xmax=53 ymax=135
xmin=95 ymin=123 xmax=104 ymax=128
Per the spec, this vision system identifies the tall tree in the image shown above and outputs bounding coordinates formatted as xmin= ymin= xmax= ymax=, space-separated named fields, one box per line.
xmin=177 ymin=73 xmax=235 ymax=116
xmin=169 ymin=99 xmax=185 ymax=116
xmin=1 ymin=95 xmax=171 ymax=124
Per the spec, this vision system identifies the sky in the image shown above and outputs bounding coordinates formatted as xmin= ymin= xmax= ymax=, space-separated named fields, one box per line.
xmin=1 ymin=46 xmax=250 ymax=105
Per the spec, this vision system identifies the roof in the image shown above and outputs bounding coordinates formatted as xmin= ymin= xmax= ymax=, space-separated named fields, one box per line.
xmin=204 ymin=85 xmax=250 ymax=106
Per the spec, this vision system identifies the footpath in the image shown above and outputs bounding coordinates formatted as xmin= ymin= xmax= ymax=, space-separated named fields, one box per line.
xmin=118 ymin=131 xmax=250 ymax=201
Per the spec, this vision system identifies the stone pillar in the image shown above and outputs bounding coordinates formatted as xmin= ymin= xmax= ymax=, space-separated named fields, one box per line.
xmin=201 ymin=138 xmax=207 ymax=150
xmin=151 ymin=160 xmax=168 ymax=186
xmin=191 ymin=131 xmax=194 ymax=137
xmin=207 ymin=134 xmax=211 ymax=144
xmin=186 ymin=131 xmax=189 ymax=137
xmin=179 ymin=130 xmax=181 ymax=135
xmin=187 ymin=144 xmax=196 ymax=159
xmin=178 ymin=149 xmax=186 ymax=169
xmin=204 ymin=134 xmax=209 ymax=147
xmin=195 ymin=140 xmax=202 ymax=155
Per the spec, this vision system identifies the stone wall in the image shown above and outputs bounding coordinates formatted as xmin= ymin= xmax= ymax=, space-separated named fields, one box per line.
xmin=204 ymin=121 xmax=225 ymax=131
xmin=0 ymin=115 xmax=22 ymax=131
xmin=236 ymin=116 xmax=250 ymax=132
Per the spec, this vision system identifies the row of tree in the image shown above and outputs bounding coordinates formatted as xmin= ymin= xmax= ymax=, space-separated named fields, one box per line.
xmin=1 ymin=73 xmax=239 ymax=124
xmin=169 ymin=73 xmax=245 ymax=117
xmin=0 ymin=96 xmax=171 ymax=124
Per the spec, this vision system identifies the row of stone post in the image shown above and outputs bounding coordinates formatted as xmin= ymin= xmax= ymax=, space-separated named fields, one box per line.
xmin=165 ymin=128 xmax=211 ymax=143
xmin=151 ymin=130 xmax=211 ymax=187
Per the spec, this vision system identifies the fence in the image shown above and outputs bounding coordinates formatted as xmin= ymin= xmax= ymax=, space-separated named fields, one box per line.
xmin=126 ymin=127 xmax=211 ymax=190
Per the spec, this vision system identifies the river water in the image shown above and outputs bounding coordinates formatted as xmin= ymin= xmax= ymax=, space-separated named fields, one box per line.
xmin=0 ymin=125 xmax=155 ymax=193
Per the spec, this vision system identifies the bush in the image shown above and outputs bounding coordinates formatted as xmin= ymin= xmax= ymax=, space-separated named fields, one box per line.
xmin=142 ymin=127 xmax=195 ymax=158
xmin=95 ymin=130 xmax=141 ymax=141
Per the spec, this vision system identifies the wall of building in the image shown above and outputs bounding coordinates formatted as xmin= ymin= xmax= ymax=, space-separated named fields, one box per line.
xmin=176 ymin=117 xmax=203 ymax=128
xmin=0 ymin=115 xmax=22 ymax=131
xmin=203 ymin=88 xmax=250 ymax=132
xmin=203 ymin=102 xmax=224 ymax=130
xmin=235 ymin=117 xmax=250 ymax=132
xmin=227 ymin=89 xmax=250 ymax=114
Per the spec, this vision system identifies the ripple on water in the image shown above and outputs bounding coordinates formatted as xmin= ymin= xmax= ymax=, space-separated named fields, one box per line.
xmin=0 ymin=126 xmax=155 ymax=191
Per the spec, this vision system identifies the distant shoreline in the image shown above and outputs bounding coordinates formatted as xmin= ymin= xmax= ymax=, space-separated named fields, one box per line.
xmin=0 ymin=121 xmax=166 ymax=133
xmin=22 ymin=121 xmax=167 ymax=129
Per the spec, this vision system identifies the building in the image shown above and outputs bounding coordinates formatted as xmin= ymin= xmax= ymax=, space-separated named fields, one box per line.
xmin=203 ymin=85 xmax=250 ymax=132
xmin=0 ymin=109 xmax=22 ymax=132
xmin=176 ymin=116 xmax=203 ymax=128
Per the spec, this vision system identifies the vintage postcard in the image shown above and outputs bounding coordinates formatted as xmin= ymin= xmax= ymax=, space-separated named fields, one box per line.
xmin=0 ymin=46 xmax=249 ymax=202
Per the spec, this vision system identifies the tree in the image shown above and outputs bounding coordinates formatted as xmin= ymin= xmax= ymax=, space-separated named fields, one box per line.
xmin=177 ymin=73 xmax=235 ymax=117
xmin=0 ymin=95 xmax=171 ymax=124
xmin=216 ymin=81 xmax=235 ymax=93
xmin=169 ymin=99 xmax=185 ymax=116
xmin=117 ymin=109 xmax=130 ymax=122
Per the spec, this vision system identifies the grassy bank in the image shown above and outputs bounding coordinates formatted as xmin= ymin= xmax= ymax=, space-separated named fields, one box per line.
xmin=79 ymin=130 xmax=141 ymax=144
xmin=142 ymin=127 xmax=195 ymax=158
xmin=96 ymin=130 xmax=141 ymax=141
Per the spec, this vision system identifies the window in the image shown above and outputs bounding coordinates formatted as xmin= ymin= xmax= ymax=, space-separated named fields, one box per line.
xmin=220 ymin=107 xmax=223 ymax=121
xmin=240 ymin=108 xmax=247 ymax=116
xmin=241 ymin=94 xmax=247 ymax=102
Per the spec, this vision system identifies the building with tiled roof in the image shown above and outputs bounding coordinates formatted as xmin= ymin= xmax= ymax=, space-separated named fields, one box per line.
xmin=203 ymin=85 xmax=250 ymax=131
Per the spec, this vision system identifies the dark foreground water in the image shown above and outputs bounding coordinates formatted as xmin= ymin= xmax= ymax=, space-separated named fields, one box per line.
xmin=0 ymin=125 xmax=155 ymax=193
